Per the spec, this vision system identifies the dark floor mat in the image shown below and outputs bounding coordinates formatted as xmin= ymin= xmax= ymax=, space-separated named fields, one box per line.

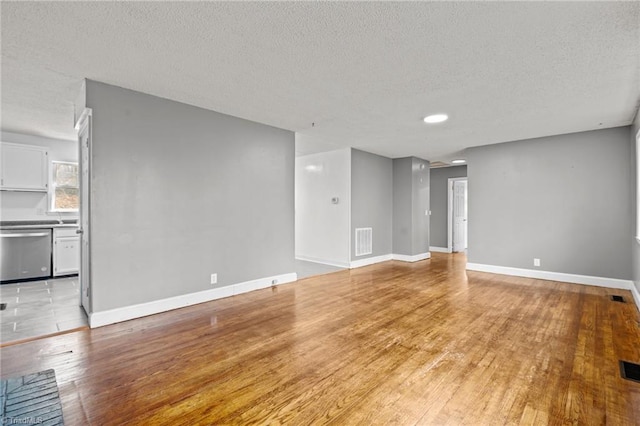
xmin=1 ymin=369 xmax=64 ymax=425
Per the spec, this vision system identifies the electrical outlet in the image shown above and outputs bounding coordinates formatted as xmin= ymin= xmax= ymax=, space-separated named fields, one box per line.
xmin=533 ymin=258 xmax=541 ymax=267
xmin=210 ymin=273 xmax=217 ymax=285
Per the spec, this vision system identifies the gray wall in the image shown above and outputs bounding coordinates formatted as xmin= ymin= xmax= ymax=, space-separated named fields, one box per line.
xmin=86 ymin=81 xmax=295 ymax=312
xmin=429 ymin=165 xmax=467 ymax=248
xmin=392 ymin=158 xmax=413 ymax=255
xmin=467 ymin=127 xmax=632 ymax=280
xmin=351 ymin=149 xmax=392 ymax=260
xmin=632 ymin=112 xmax=639 ymax=294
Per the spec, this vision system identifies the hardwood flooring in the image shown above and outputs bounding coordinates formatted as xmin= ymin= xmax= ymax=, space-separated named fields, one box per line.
xmin=1 ymin=253 xmax=639 ymax=425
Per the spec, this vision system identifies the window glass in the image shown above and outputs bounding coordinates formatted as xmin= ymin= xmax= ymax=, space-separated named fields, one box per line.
xmin=51 ymin=161 xmax=79 ymax=211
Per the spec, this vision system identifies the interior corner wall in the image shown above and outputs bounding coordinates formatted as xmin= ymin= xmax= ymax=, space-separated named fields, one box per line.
xmin=411 ymin=157 xmax=430 ymax=256
xmin=295 ymin=148 xmax=351 ymax=267
xmin=85 ymin=80 xmax=295 ymax=312
xmin=392 ymin=158 xmax=413 ymax=255
xmin=393 ymin=157 xmax=430 ymax=256
xmin=467 ymin=127 xmax=632 ymax=280
xmin=631 ymin=112 xmax=640 ymax=295
xmin=429 ymin=165 xmax=467 ymax=248
xmin=351 ymin=149 xmax=392 ymax=261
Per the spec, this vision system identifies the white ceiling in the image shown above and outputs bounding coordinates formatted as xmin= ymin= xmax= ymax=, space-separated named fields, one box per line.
xmin=1 ymin=2 xmax=639 ymax=162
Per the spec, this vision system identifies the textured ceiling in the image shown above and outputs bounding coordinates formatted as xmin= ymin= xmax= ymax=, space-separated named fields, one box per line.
xmin=1 ymin=2 xmax=639 ymax=162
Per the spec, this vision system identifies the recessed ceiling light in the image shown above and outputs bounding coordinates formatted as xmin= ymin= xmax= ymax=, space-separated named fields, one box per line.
xmin=423 ymin=114 xmax=448 ymax=124
xmin=451 ymin=159 xmax=466 ymax=164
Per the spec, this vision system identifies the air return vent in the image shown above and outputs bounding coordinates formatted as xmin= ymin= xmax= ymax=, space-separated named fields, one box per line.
xmin=355 ymin=228 xmax=373 ymax=257
xmin=611 ymin=295 xmax=626 ymax=303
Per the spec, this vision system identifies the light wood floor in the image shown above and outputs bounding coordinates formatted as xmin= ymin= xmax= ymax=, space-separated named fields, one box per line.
xmin=1 ymin=253 xmax=639 ymax=425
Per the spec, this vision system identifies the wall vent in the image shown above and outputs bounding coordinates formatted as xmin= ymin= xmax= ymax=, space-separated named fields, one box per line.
xmin=620 ymin=360 xmax=640 ymax=383
xmin=355 ymin=228 xmax=373 ymax=257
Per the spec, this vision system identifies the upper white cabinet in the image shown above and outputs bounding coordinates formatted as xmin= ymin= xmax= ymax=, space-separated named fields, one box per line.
xmin=0 ymin=142 xmax=49 ymax=191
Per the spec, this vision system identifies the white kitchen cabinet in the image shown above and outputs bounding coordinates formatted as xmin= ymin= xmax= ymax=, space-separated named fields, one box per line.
xmin=0 ymin=142 xmax=49 ymax=191
xmin=53 ymin=228 xmax=79 ymax=276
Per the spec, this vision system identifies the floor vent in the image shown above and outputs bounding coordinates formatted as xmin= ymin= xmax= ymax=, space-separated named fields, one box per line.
xmin=620 ymin=361 xmax=640 ymax=383
xmin=355 ymin=227 xmax=373 ymax=257
xmin=611 ymin=295 xmax=626 ymax=303
xmin=0 ymin=303 xmax=6 ymax=311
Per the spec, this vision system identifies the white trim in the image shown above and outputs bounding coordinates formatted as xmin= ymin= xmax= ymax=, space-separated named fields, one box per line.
xmin=89 ymin=272 xmax=297 ymax=328
xmin=429 ymin=246 xmax=451 ymax=253
xmin=392 ymin=252 xmax=431 ymax=262
xmin=466 ymin=263 xmax=634 ymax=289
xmin=630 ymin=284 xmax=640 ymax=314
xmin=295 ymin=255 xmax=350 ymax=269
xmin=350 ymin=254 xmax=393 ymax=269
xmin=74 ymin=107 xmax=92 ymax=131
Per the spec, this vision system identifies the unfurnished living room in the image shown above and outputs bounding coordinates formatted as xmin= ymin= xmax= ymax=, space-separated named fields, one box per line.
xmin=1 ymin=1 xmax=639 ymax=425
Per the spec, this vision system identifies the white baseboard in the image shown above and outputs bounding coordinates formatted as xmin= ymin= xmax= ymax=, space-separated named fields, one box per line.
xmin=466 ymin=262 xmax=635 ymax=290
xmin=89 ymin=272 xmax=297 ymax=328
xmin=630 ymin=283 xmax=640 ymax=313
xmin=429 ymin=246 xmax=451 ymax=253
xmin=350 ymin=254 xmax=393 ymax=269
xmin=295 ymin=255 xmax=350 ymax=269
xmin=392 ymin=252 xmax=431 ymax=262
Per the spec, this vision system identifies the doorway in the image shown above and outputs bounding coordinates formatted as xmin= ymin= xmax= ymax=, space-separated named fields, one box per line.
xmin=447 ymin=178 xmax=468 ymax=253
xmin=75 ymin=109 xmax=92 ymax=317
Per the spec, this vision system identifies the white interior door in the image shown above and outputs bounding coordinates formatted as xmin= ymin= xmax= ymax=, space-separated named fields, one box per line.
xmin=452 ymin=180 xmax=468 ymax=253
xmin=77 ymin=109 xmax=92 ymax=316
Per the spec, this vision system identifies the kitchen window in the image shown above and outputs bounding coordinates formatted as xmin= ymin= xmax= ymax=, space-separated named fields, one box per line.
xmin=51 ymin=161 xmax=79 ymax=211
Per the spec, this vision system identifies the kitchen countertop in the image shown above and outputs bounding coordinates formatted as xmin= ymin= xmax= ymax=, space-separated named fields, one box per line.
xmin=0 ymin=220 xmax=79 ymax=230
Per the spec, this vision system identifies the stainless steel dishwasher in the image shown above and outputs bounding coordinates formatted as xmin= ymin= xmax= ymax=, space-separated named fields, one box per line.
xmin=0 ymin=228 xmax=52 ymax=282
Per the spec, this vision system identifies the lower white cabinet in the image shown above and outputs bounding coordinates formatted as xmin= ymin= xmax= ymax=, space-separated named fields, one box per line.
xmin=53 ymin=228 xmax=79 ymax=276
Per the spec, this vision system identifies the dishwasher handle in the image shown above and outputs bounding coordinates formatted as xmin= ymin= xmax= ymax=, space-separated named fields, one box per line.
xmin=0 ymin=232 xmax=50 ymax=238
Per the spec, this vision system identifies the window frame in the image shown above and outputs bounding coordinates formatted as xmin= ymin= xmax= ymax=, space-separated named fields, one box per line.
xmin=50 ymin=160 xmax=79 ymax=212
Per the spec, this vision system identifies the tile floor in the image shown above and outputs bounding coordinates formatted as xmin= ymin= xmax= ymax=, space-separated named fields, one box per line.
xmin=0 ymin=276 xmax=87 ymax=345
